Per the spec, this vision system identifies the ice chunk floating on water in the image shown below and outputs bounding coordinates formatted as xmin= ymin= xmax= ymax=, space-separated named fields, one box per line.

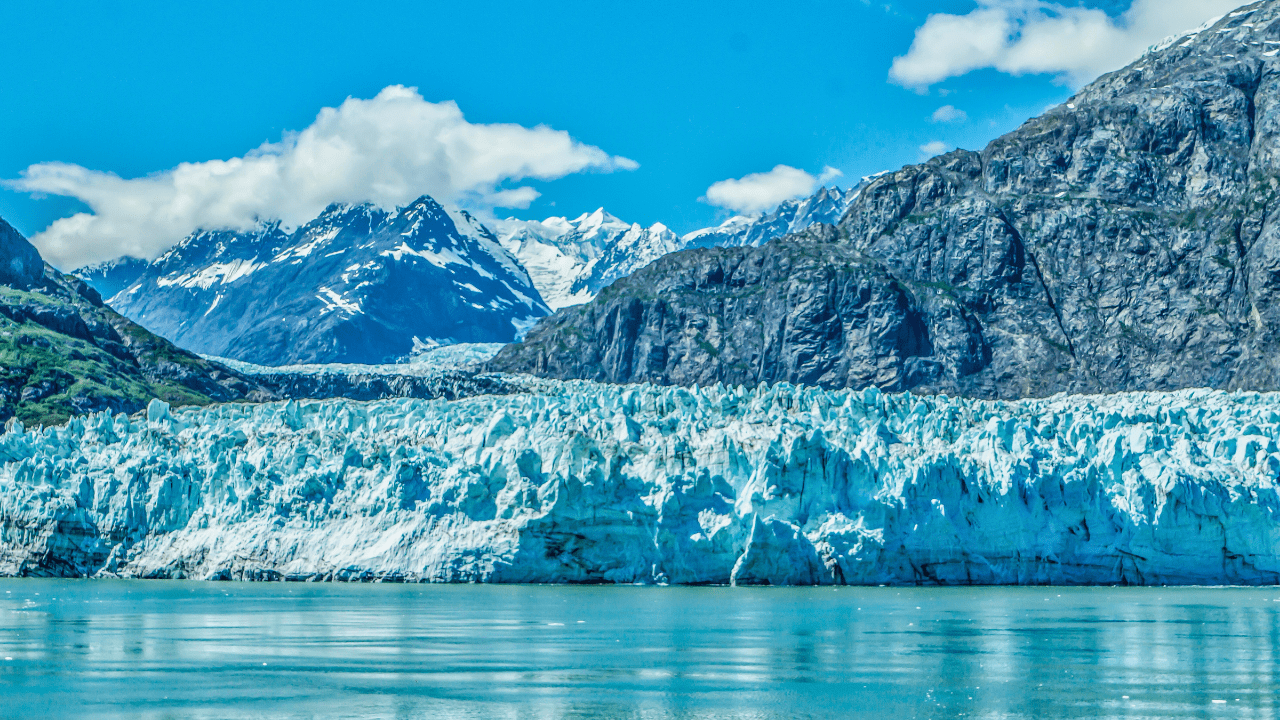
xmin=2 ymin=383 xmax=1280 ymax=585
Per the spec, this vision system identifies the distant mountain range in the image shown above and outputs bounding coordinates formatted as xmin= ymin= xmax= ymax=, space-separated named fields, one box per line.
xmin=681 ymin=185 xmax=858 ymax=250
xmin=494 ymin=188 xmax=856 ymax=311
xmin=77 ymin=187 xmax=853 ymax=363
xmin=495 ymin=209 xmax=684 ymax=310
xmin=78 ymin=196 xmax=550 ymax=366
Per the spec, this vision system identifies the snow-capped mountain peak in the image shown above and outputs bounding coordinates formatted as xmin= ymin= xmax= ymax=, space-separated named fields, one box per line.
xmin=497 ymin=209 xmax=683 ymax=310
xmin=682 ymin=184 xmax=860 ymax=250
xmin=78 ymin=195 xmax=549 ymax=365
xmin=574 ymin=207 xmax=626 ymax=234
xmin=498 ymin=185 xmax=860 ymax=311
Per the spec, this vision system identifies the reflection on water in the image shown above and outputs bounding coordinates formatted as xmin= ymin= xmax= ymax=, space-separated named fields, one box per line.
xmin=1 ymin=581 xmax=1279 ymax=719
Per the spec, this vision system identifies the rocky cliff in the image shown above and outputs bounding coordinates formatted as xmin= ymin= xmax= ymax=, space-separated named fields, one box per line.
xmin=494 ymin=2 xmax=1280 ymax=399
xmin=490 ymin=225 xmax=949 ymax=391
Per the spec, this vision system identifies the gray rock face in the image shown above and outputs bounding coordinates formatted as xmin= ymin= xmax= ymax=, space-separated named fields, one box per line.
xmin=0 ymin=217 xmax=45 ymax=290
xmin=495 ymin=3 xmax=1280 ymax=398
xmin=490 ymin=226 xmax=944 ymax=390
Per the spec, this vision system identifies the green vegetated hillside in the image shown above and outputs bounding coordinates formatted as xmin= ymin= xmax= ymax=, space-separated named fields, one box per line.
xmin=0 ymin=217 xmax=271 ymax=426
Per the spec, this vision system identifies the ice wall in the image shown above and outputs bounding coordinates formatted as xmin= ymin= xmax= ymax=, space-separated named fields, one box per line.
xmin=2 ymin=382 xmax=1279 ymax=585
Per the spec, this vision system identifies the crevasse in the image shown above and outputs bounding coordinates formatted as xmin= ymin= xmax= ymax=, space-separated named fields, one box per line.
xmin=2 ymin=381 xmax=1279 ymax=585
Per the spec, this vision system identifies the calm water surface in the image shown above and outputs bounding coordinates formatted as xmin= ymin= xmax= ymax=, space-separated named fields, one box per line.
xmin=2 ymin=581 xmax=1279 ymax=719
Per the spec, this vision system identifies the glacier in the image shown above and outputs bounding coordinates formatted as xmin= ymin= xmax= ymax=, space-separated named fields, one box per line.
xmin=198 ymin=345 xmax=521 ymax=403
xmin=2 ymin=381 xmax=1280 ymax=585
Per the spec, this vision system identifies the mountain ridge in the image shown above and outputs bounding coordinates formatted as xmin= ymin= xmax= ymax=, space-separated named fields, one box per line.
xmin=681 ymin=185 xmax=858 ymax=250
xmin=495 ymin=186 xmax=858 ymax=311
xmin=82 ymin=196 xmax=551 ymax=366
xmin=491 ymin=1 xmax=1280 ymax=398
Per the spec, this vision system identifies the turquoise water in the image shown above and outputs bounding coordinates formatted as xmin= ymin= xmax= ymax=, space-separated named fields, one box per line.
xmin=2 ymin=581 xmax=1279 ymax=719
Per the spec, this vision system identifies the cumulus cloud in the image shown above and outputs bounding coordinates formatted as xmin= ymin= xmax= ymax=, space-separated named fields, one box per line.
xmin=8 ymin=85 xmax=639 ymax=269
xmin=919 ymin=141 xmax=952 ymax=157
xmin=702 ymin=165 xmax=843 ymax=215
xmin=889 ymin=0 xmax=1239 ymax=90
xmin=931 ymin=105 xmax=968 ymax=123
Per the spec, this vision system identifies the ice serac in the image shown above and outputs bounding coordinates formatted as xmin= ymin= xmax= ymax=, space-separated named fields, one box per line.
xmin=497 ymin=209 xmax=684 ymax=310
xmin=80 ymin=197 xmax=550 ymax=365
xmin=4 ymin=382 xmax=1280 ymax=586
xmin=494 ymin=3 xmax=1280 ymax=398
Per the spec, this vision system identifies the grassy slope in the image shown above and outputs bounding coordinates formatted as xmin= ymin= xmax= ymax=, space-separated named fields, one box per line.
xmin=0 ymin=276 xmax=266 ymax=427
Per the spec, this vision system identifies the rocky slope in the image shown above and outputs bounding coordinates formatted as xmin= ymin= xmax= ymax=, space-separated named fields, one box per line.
xmin=3 ymin=382 xmax=1279 ymax=585
xmin=80 ymin=197 xmax=550 ymax=366
xmin=494 ymin=2 xmax=1280 ymax=399
xmin=490 ymin=225 xmax=950 ymax=390
xmin=0 ymin=217 xmax=271 ymax=426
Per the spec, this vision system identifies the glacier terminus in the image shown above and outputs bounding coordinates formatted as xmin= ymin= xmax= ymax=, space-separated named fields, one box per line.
xmin=3 ymin=380 xmax=1279 ymax=586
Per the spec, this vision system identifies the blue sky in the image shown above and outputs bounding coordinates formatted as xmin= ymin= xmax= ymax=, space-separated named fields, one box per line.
xmin=0 ymin=0 xmax=1236 ymax=268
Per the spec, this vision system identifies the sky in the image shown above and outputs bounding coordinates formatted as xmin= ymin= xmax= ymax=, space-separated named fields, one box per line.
xmin=0 ymin=0 xmax=1241 ymax=269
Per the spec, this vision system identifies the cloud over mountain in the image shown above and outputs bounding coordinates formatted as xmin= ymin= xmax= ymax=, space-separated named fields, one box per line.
xmin=931 ymin=105 xmax=968 ymax=123
xmin=702 ymin=165 xmax=843 ymax=215
xmin=8 ymin=85 xmax=638 ymax=269
xmin=890 ymin=0 xmax=1239 ymax=90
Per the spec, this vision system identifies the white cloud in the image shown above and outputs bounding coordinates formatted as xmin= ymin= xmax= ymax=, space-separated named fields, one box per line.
xmin=8 ymin=85 xmax=638 ymax=269
xmin=920 ymin=141 xmax=952 ymax=157
xmin=889 ymin=0 xmax=1239 ymax=90
xmin=702 ymin=165 xmax=843 ymax=215
xmin=931 ymin=105 xmax=968 ymax=123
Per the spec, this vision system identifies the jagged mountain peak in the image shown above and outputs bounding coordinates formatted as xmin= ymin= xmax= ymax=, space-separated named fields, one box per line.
xmin=680 ymin=184 xmax=859 ymax=250
xmin=572 ymin=207 xmax=625 ymax=232
xmin=78 ymin=194 xmax=549 ymax=365
xmin=497 ymin=208 xmax=684 ymax=310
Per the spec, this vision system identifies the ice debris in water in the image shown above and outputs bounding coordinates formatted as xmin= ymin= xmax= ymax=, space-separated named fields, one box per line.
xmin=2 ymin=382 xmax=1280 ymax=585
